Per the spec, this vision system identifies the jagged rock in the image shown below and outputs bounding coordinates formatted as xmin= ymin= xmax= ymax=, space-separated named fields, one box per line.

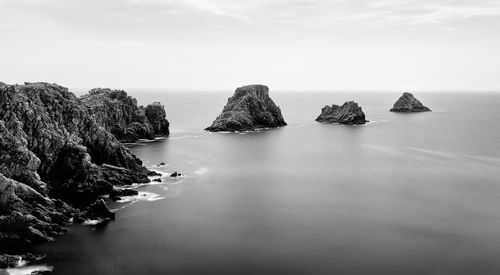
xmin=316 ymin=101 xmax=367 ymax=125
xmin=0 ymin=254 xmax=19 ymax=268
xmin=84 ymin=199 xmax=114 ymax=221
xmin=205 ymin=85 xmax=287 ymax=132
xmin=0 ymin=82 xmax=157 ymax=249
xmin=0 ymin=174 xmax=75 ymax=248
xmin=152 ymin=178 xmax=162 ymax=182
xmin=81 ymin=88 xmax=169 ymax=142
xmin=144 ymin=103 xmax=170 ymax=137
xmin=390 ymin=92 xmax=431 ymax=112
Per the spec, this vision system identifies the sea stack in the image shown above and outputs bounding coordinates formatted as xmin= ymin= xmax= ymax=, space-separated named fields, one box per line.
xmin=81 ymin=88 xmax=169 ymax=142
xmin=316 ymin=101 xmax=367 ymax=125
xmin=205 ymin=85 xmax=287 ymax=132
xmin=390 ymin=92 xmax=431 ymax=112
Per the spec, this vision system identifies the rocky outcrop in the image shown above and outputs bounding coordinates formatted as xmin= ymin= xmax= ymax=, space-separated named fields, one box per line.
xmin=390 ymin=92 xmax=431 ymax=112
xmin=205 ymin=85 xmax=286 ymax=132
xmin=81 ymin=88 xmax=169 ymax=142
xmin=316 ymin=101 xmax=367 ymax=125
xmin=0 ymin=82 xmax=156 ymax=250
xmin=144 ymin=103 xmax=170 ymax=137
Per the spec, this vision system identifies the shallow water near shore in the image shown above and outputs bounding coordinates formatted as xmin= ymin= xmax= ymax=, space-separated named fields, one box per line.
xmin=32 ymin=92 xmax=500 ymax=275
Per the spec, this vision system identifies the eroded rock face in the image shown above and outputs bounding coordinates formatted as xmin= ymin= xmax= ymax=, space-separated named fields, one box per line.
xmin=316 ymin=101 xmax=367 ymax=125
xmin=390 ymin=92 xmax=431 ymax=112
xmin=81 ymin=88 xmax=169 ymax=142
xmin=0 ymin=82 xmax=155 ymax=249
xmin=205 ymin=85 xmax=287 ymax=132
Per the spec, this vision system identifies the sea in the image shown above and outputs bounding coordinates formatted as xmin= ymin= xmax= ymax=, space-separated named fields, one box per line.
xmin=15 ymin=91 xmax=500 ymax=275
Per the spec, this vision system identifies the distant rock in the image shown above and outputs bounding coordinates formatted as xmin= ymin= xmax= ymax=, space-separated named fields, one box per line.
xmin=316 ymin=101 xmax=367 ymax=125
xmin=152 ymin=178 xmax=162 ymax=182
xmin=81 ymin=88 xmax=169 ymax=142
xmin=390 ymin=92 xmax=431 ymax=112
xmin=205 ymin=85 xmax=287 ymax=132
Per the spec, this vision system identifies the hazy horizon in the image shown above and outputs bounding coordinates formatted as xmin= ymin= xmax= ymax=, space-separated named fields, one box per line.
xmin=1 ymin=0 xmax=500 ymax=91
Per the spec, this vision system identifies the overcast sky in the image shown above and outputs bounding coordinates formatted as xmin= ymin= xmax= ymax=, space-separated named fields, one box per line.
xmin=1 ymin=0 xmax=499 ymax=91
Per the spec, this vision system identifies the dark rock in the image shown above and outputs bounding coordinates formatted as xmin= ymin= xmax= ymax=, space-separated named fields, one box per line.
xmin=144 ymin=103 xmax=170 ymax=137
xmin=30 ymin=271 xmax=52 ymax=275
xmin=0 ymin=82 xmax=156 ymax=248
xmin=159 ymin=162 xmax=165 ymax=166
xmin=81 ymin=88 xmax=169 ymax=142
xmin=205 ymin=85 xmax=286 ymax=132
xmin=109 ymin=188 xmax=138 ymax=197
xmin=84 ymin=199 xmax=115 ymax=221
xmin=0 ymin=254 xmax=19 ymax=268
xmin=390 ymin=92 xmax=431 ymax=112
xmin=152 ymin=178 xmax=162 ymax=182
xmin=316 ymin=101 xmax=367 ymax=125
xmin=170 ymin=172 xmax=179 ymax=177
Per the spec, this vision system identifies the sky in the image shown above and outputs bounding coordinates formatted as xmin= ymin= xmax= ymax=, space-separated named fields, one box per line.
xmin=1 ymin=0 xmax=500 ymax=91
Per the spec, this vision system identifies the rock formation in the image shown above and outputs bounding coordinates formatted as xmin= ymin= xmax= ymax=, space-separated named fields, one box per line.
xmin=316 ymin=101 xmax=368 ymax=125
xmin=0 ymin=82 xmax=158 ymax=250
xmin=81 ymin=88 xmax=169 ymax=142
xmin=390 ymin=92 xmax=431 ymax=112
xmin=205 ymin=85 xmax=286 ymax=132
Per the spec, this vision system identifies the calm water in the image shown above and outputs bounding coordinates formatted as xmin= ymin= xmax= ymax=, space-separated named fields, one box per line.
xmin=32 ymin=92 xmax=500 ymax=275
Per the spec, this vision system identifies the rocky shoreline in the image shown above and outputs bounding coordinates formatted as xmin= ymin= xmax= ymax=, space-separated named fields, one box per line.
xmin=0 ymin=82 xmax=169 ymax=269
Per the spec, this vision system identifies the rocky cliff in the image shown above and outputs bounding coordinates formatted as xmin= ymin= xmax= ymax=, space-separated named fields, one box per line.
xmin=205 ymin=85 xmax=287 ymax=132
xmin=316 ymin=101 xmax=367 ymax=125
xmin=390 ymin=92 xmax=431 ymax=112
xmin=81 ymin=88 xmax=169 ymax=142
xmin=0 ymin=82 xmax=155 ymax=250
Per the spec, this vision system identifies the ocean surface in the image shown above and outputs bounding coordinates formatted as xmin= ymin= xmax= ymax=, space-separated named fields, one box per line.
xmin=28 ymin=92 xmax=500 ymax=275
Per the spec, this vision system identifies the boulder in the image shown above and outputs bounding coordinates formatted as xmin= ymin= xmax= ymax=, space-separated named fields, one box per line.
xmin=316 ymin=101 xmax=367 ymax=125
xmin=390 ymin=92 xmax=431 ymax=112
xmin=205 ymin=85 xmax=286 ymax=132
xmin=84 ymin=199 xmax=115 ymax=221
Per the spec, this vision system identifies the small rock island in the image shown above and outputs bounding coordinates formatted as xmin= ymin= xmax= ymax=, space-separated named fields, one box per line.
xmin=390 ymin=92 xmax=431 ymax=112
xmin=205 ymin=85 xmax=287 ymax=132
xmin=316 ymin=101 xmax=367 ymax=125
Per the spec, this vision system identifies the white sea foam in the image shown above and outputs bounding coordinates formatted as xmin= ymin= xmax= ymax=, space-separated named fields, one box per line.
xmin=195 ymin=167 xmax=208 ymax=175
xmin=6 ymin=264 xmax=53 ymax=275
xmin=83 ymin=219 xmax=103 ymax=225
xmin=116 ymin=191 xmax=165 ymax=203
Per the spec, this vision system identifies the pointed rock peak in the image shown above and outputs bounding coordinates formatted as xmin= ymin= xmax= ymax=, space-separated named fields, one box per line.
xmin=205 ymin=84 xmax=286 ymax=132
xmin=390 ymin=92 xmax=431 ymax=112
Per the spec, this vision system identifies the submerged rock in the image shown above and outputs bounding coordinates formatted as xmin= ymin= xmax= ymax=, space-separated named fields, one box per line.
xmin=390 ymin=92 xmax=431 ymax=112
xmin=205 ymin=85 xmax=287 ymax=132
xmin=81 ymin=88 xmax=169 ymax=142
xmin=0 ymin=82 xmax=156 ymax=249
xmin=316 ymin=101 xmax=367 ymax=125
